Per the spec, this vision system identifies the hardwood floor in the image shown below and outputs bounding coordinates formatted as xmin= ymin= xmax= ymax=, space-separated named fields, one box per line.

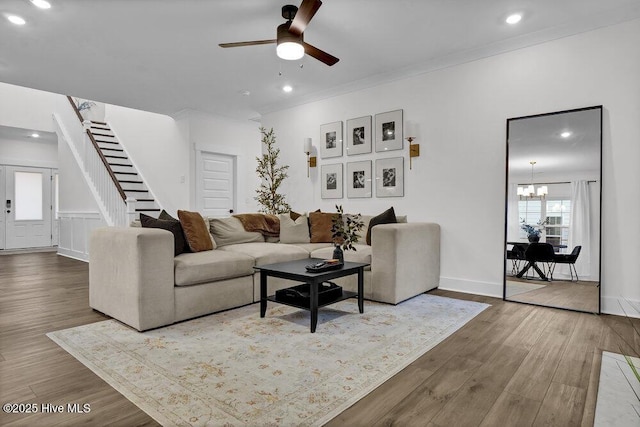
xmin=506 ymin=277 xmax=600 ymax=313
xmin=1 ymin=253 xmax=638 ymax=426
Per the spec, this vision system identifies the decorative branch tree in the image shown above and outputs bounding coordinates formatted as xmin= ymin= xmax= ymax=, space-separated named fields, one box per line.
xmin=255 ymin=127 xmax=291 ymax=214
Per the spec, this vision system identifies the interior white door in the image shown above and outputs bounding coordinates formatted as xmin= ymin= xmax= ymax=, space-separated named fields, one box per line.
xmin=196 ymin=151 xmax=236 ymax=218
xmin=5 ymin=166 xmax=53 ymax=249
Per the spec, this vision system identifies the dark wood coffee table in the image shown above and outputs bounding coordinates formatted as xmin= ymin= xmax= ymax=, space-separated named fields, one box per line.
xmin=255 ymin=258 xmax=369 ymax=333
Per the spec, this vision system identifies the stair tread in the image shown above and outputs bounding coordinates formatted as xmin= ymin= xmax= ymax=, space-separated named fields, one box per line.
xmin=118 ymin=180 xmax=143 ymax=184
xmin=109 ymin=163 xmax=133 ymax=167
xmin=91 ymin=132 xmax=115 ymax=137
xmin=104 ymin=154 xmax=128 ymax=159
xmin=136 ymin=209 xmax=161 ymax=212
xmin=135 ymin=199 xmax=155 ymax=202
xmin=123 ymin=189 xmax=149 ymax=192
xmin=100 ymin=148 xmax=124 ymax=152
xmin=90 ymin=120 xmax=107 ymax=125
xmin=113 ymin=171 xmax=137 ymax=175
xmin=96 ymin=140 xmax=119 ymax=144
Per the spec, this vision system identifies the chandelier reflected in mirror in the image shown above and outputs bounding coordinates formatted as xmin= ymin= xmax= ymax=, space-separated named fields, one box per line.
xmin=517 ymin=161 xmax=548 ymax=199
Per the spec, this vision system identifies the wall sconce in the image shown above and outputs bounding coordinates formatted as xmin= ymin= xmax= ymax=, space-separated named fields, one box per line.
xmin=303 ymin=138 xmax=317 ymax=177
xmin=405 ymin=121 xmax=420 ymax=169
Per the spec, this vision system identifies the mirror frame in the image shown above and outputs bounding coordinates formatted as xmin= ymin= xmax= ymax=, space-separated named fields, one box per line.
xmin=503 ymin=105 xmax=602 ymax=314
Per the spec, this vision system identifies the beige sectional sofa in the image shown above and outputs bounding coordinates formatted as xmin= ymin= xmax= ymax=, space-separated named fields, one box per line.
xmin=89 ymin=214 xmax=440 ymax=331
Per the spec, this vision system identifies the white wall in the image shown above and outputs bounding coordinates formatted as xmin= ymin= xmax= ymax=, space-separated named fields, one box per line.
xmin=261 ymin=19 xmax=640 ymax=316
xmin=0 ymin=82 xmax=60 ymax=132
xmin=178 ymin=109 xmax=261 ymax=214
xmin=0 ymin=135 xmax=58 ymax=168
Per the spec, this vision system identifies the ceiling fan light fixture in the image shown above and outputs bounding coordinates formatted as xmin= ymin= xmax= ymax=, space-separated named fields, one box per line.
xmin=276 ymin=22 xmax=304 ymax=60
xmin=277 ymin=41 xmax=304 ymax=60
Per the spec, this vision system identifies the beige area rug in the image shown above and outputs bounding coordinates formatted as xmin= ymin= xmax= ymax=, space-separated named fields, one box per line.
xmin=48 ymin=295 xmax=489 ymax=426
xmin=505 ymin=280 xmax=547 ymax=297
xmin=594 ymin=351 xmax=640 ymax=426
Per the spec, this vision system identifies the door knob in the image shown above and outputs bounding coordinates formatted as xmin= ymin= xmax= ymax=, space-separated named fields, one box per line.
xmin=229 ymin=209 xmax=234 ymax=213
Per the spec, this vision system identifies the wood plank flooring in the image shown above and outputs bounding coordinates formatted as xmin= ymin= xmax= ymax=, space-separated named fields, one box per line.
xmin=1 ymin=252 xmax=638 ymax=426
xmin=506 ymin=277 xmax=599 ymax=313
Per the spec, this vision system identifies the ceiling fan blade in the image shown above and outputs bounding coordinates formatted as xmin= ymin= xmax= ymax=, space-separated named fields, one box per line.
xmin=303 ymin=42 xmax=339 ymax=66
xmin=219 ymin=40 xmax=276 ymax=48
xmin=289 ymin=0 xmax=322 ymax=36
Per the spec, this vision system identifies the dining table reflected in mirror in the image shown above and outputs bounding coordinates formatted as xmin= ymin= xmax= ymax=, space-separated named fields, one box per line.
xmin=504 ymin=106 xmax=602 ymax=314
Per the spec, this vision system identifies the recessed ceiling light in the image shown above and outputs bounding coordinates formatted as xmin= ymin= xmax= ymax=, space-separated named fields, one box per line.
xmin=506 ymin=13 xmax=522 ymax=25
xmin=31 ymin=133 xmax=40 ymax=138
xmin=7 ymin=15 xmax=26 ymax=25
xmin=282 ymin=85 xmax=293 ymax=93
xmin=561 ymin=131 xmax=572 ymax=138
xmin=30 ymin=0 xmax=52 ymax=9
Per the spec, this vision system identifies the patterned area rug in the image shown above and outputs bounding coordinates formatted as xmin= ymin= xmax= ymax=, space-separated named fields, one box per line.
xmin=505 ymin=280 xmax=547 ymax=297
xmin=48 ymin=294 xmax=489 ymax=426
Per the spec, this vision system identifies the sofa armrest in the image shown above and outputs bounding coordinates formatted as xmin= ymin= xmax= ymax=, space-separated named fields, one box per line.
xmin=371 ymin=222 xmax=440 ymax=304
xmin=89 ymin=227 xmax=175 ymax=331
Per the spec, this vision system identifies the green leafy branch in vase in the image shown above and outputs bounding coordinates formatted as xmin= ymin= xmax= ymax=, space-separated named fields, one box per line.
xmin=255 ymin=127 xmax=291 ymax=215
xmin=331 ymin=205 xmax=364 ymax=251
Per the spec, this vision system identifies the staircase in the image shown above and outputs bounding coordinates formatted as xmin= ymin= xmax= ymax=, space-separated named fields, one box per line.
xmin=86 ymin=121 xmax=160 ymax=219
xmin=53 ymin=96 xmax=162 ymax=226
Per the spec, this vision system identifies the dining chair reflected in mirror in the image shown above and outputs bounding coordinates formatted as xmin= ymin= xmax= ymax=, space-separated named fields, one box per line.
xmin=552 ymin=245 xmax=582 ymax=282
xmin=507 ymin=244 xmax=527 ymax=275
xmin=517 ymin=243 xmax=556 ymax=281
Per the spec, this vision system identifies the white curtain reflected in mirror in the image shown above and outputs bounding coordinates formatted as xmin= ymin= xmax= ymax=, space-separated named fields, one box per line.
xmin=504 ymin=106 xmax=602 ymax=314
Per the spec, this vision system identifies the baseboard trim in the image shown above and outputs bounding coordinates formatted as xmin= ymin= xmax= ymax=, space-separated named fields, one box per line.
xmin=601 ymin=296 xmax=640 ymax=318
xmin=438 ymin=277 xmax=503 ymax=299
xmin=57 ymin=247 xmax=89 ymax=263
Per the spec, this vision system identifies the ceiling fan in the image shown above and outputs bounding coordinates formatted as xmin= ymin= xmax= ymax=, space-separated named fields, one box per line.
xmin=219 ymin=0 xmax=339 ymax=66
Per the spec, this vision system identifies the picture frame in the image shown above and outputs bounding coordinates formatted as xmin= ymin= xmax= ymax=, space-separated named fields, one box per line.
xmin=375 ymin=157 xmax=404 ymax=197
xmin=346 ymin=116 xmax=372 ymax=156
xmin=320 ymin=121 xmax=343 ymax=159
xmin=321 ymin=163 xmax=343 ymax=199
xmin=375 ymin=109 xmax=403 ymax=152
xmin=346 ymin=160 xmax=372 ymax=198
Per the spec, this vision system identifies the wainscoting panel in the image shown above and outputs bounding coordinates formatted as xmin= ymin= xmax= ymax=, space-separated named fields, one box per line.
xmin=57 ymin=212 xmax=106 ymax=262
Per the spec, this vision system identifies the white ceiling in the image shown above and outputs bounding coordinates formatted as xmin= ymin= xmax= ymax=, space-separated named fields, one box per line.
xmin=1 ymin=0 xmax=640 ymax=122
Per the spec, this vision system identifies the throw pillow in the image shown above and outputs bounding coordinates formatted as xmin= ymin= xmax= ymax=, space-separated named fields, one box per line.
xmin=158 ymin=209 xmax=178 ymax=221
xmin=366 ymin=207 xmax=397 ymax=245
xmin=140 ymin=213 xmax=188 ymax=256
xmin=209 ymin=217 xmax=265 ymax=247
xmin=177 ymin=210 xmax=214 ymax=252
xmin=290 ymin=211 xmax=301 ymax=221
xmin=278 ymin=213 xmax=311 ymax=244
xmin=308 ymin=211 xmax=337 ymax=243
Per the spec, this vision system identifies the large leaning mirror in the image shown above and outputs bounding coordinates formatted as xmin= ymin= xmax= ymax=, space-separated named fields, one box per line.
xmin=504 ymin=106 xmax=602 ymax=313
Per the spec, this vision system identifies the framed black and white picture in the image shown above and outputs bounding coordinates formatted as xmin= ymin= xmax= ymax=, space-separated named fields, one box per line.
xmin=346 ymin=116 xmax=372 ymax=156
xmin=375 ymin=109 xmax=403 ymax=152
xmin=320 ymin=121 xmax=343 ymax=158
xmin=375 ymin=157 xmax=404 ymax=197
xmin=321 ymin=163 xmax=343 ymax=199
xmin=347 ymin=160 xmax=372 ymax=198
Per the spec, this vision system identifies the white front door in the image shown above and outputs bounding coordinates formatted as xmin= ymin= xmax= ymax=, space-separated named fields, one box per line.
xmin=5 ymin=166 xmax=53 ymax=249
xmin=196 ymin=151 xmax=236 ymax=218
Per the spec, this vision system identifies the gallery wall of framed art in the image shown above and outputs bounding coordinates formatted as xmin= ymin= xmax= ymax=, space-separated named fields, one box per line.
xmin=318 ymin=109 xmax=406 ymax=200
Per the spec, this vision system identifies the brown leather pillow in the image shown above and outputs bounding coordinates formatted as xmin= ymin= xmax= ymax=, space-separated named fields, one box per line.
xmin=177 ymin=210 xmax=214 ymax=252
xmin=366 ymin=207 xmax=397 ymax=245
xmin=308 ymin=211 xmax=336 ymax=243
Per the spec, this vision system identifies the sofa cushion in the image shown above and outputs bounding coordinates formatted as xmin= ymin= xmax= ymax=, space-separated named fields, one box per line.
xmin=158 ymin=209 xmax=178 ymax=221
xmin=219 ymin=242 xmax=309 ymax=266
xmin=140 ymin=213 xmax=188 ymax=256
xmin=209 ymin=217 xmax=264 ymax=247
xmin=310 ymin=244 xmax=372 ymax=266
xmin=309 ymin=211 xmax=336 ymax=243
xmin=278 ymin=213 xmax=310 ymax=244
xmin=366 ymin=207 xmax=397 ymax=245
xmin=288 ymin=242 xmax=333 ymax=254
xmin=178 ymin=210 xmax=215 ymax=252
xmin=174 ymin=250 xmax=255 ymax=287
